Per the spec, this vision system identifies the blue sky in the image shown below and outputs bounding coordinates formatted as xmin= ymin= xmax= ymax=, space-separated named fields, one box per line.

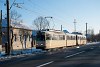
xmin=1 ymin=0 xmax=100 ymax=34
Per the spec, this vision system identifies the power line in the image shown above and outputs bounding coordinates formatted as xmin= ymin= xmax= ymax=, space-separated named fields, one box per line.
xmin=21 ymin=6 xmax=73 ymax=31
xmin=21 ymin=6 xmax=45 ymax=16
xmin=0 ymin=0 xmax=5 ymax=3
xmin=5 ymin=0 xmax=74 ymax=31
xmin=27 ymin=0 xmax=74 ymax=31
xmin=28 ymin=0 xmax=51 ymax=15
xmin=9 ymin=0 xmax=16 ymax=10
xmin=54 ymin=17 xmax=74 ymax=30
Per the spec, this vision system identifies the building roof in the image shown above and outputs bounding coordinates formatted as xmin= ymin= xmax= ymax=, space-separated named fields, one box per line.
xmin=2 ymin=19 xmax=32 ymax=30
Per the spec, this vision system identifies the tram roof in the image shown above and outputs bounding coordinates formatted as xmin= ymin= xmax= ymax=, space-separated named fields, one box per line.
xmin=41 ymin=29 xmax=65 ymax=35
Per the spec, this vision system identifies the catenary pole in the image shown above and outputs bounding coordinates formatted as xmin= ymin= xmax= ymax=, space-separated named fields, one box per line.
xmin=0 ymin=10 xmax=2 ymax=51
xmin=6 ymin=0 xmax=11 ymax=55
xmin=86 ymin=23 xmax=88 ymax=43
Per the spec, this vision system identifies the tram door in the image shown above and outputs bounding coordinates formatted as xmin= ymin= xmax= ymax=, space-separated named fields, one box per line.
xmin=76 ymin=35 xmax=78 ymax=46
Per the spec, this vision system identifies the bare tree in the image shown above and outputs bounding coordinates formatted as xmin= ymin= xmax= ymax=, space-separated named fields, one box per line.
xmin=33 ymin=16 xmax=49 ymax=30
xmin=87 ymin=29 xmax=94 ymax=35
xmin=86 ymin=28 xmax=95 ymax=42
xmin=10 ymin=10 xmax=22 ymax=23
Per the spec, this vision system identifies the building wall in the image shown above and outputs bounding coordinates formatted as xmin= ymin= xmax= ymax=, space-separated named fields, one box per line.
xmin=2 ymin=27 xmax=32 ymax=50
xmin=12 ymin=28 xmax=32 ymax=50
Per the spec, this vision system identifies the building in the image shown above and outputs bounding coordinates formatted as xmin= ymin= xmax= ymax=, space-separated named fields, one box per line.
xmin=2 ymin=19 xmax=33 ymax=51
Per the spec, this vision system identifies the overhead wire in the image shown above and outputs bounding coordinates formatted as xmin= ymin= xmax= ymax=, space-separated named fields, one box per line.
xmin=21 ymin=6 xmax=46 ymax=17
xmin=27 ymin=0 xmax=74 ymax=31
xmin=9 ymin=0 xmax=16 ymax=10
xmin=0 ymin=0 xmax=5 ymax=3
xmin=0 ymin=0 xmax=7 ymax=19
xmin=14 ymin=0 xmax=73 ymax=31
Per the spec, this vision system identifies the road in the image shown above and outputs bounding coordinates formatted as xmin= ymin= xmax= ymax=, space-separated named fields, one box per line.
xmin=0 ymin=43 xmax=100 ymax=67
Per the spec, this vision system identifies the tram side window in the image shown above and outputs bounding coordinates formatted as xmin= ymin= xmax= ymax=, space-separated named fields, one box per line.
xmin=82 ymin=37 xmax=86 ymax=40
xmin=84 ymin=37 xmax=86 ymax=40
xmin=73 ymin=36 xmax=76 ymax=40
xmin=67 ymin=36 xmax=71 ymax=40
xmin=63 ymin=35 xmax=65 ymax=40
xmin=67 ymin=36 xmax=75 ymax=40
xmin=70 ymin=36 xmax=72 ymax=40
xmin=71 ymin=36 xmax=75 ymax=40
xmin=52 ymin=35 xmax=59 ymax=40
xmin=59 ymin=35 xmax=65 ymax=40
xmin=46 ymin=34 xmax=51 ymax=40
xmin=78 ymin=37 xmax=80 ymax=40
xmin=82 ymin=37 xmax=83 ymax=40
xmin=81 ymin=37 xmax=84 ymax=40
xmin=67 ymin=36 xmax=69 ymax=40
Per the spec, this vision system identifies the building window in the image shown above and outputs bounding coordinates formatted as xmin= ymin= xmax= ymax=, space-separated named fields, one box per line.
xmin=14 ymin=34 xmax=17 ymax=41
xmin=29 ymin=35 xmax=31 ymax=41
xmin=19 ymin=35 xmax=22 ymax=41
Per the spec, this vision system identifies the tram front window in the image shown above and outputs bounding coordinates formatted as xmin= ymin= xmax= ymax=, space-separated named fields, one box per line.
xmin=36 ymin=32 xmax=45 ymax=41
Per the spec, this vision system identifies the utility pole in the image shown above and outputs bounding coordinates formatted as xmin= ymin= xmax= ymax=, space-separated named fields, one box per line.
xmin=73 ymin=19 xmax=77 ymax=32
xmin=99 ymin=30 xmax=100 ymax=34
xmin=6 ymin=0 xmax=11 ymax=55
xmin=61 ymin=25 xmax=62 ymax=31
xmin=0 ymin=10 xmax=2 ymax=51
xmin=86 ymin=23 xmax=88 ymax=43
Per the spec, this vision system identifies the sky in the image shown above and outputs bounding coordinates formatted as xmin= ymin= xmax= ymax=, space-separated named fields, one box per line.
xmin=0 ymin=0 xmax=100 ymax=34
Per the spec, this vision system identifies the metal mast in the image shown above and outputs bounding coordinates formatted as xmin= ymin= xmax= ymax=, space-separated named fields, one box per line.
xmin=73 ymin=19 xmax=77 ymax=32
xmin=0 ymin=10 xmax=2 ymax=51
xmin=86 ymin=23 xmax=88 ymax=43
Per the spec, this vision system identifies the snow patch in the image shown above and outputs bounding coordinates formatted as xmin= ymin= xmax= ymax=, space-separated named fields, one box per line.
xmin=86 ymin=42 xmax=100 ymax=45
xmin=0 ymin=48 xmax=43 ymax=60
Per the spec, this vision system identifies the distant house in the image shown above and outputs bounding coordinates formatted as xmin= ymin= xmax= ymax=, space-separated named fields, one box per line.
xmin=2 ymin=19 xmax=33 ymax=51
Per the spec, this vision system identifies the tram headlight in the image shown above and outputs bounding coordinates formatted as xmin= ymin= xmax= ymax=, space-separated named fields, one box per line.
xmin=41 ymin=44 xmax=43 ymax=45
